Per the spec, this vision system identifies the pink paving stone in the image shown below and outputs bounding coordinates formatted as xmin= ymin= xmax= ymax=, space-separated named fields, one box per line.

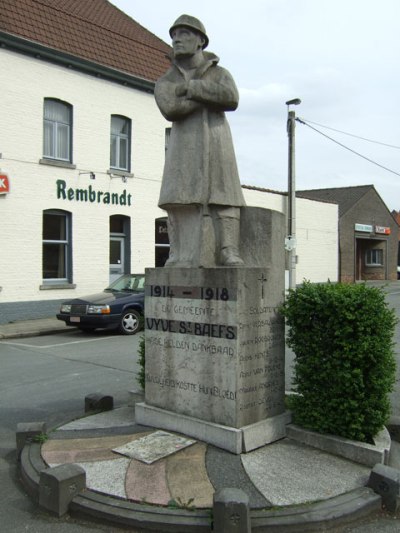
xmin=125 ymin=458 xmax=171 ymax=505
xmin=42 ymin=448 xmax=120 ymax=464
xmin=167 ymin=443 xmax=214 ymax=509
xmin=41 ymin=433 xmax=151 ymax=465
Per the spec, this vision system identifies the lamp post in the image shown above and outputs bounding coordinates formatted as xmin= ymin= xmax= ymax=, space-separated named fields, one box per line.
xmin=285 ymin=98 xmax=301 ymax=290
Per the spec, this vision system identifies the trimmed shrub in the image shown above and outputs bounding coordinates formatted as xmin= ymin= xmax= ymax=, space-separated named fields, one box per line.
xmin=281 ymin=282 xmax=397 ymax=443
xmin=136 ymin=335 xmax=145 ymax=391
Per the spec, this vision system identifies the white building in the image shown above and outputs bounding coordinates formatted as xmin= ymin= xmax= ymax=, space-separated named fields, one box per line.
xmin=242 ymin=187 xmax=338 ymax=285
xmin=0 ymin=0 xmax=338 ymax=324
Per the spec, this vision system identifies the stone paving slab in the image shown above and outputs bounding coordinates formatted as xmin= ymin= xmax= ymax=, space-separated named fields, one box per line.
xmin=241 ymin=438 xmax=370 ymax=506
xmin=113 ymin=430 xmax=196 ymax=464
xmin=74 ymin=458 xmax=130 ymax=498
xmin=166 ymin=443 xmax=214 ymax=509
xmin=206 ymin=445 xmax=270 ymax=509
xmin=42 ymin=433 xmax=145 ymax=459
xmin=60 ymin=406 xmax=136 ymax=429
xmin=126 ymin=458 xmax=171 ymax=505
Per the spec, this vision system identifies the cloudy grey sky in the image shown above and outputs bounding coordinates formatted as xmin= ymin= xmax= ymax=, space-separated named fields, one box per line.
xmin=111 ymin=0 xmax=399 ymax=211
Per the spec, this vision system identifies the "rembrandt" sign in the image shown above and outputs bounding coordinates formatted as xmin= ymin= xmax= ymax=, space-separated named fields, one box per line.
xmin=56 ymin=179 xmax=132 ymax=206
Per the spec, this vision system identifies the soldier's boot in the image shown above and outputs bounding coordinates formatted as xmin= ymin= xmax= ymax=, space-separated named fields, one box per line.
xmin=218 ymin=214 xmax=244 ymax=267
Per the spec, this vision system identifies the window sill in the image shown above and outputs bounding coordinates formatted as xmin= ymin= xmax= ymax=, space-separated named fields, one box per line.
xmin=107 ymin=169 xmax=134 ymax=178
xmin=39 ymin=158 xmax=76 ymax=169
xmin=40 ymin=283 xmax=76 ymax=290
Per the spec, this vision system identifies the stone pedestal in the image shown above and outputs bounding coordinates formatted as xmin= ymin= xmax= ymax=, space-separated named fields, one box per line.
xmin=136 ymin=208 xmax=287 ymax=453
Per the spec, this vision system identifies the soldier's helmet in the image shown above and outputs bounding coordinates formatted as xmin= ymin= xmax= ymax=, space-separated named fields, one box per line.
xmin=169 ymin=14 xmax=209 ymax=49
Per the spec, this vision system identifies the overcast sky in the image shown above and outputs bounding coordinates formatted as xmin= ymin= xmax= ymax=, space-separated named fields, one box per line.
xmin=111 ymin=0 xmax=399 ymax=211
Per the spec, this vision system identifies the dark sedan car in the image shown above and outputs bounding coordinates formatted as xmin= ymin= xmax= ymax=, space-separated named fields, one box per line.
xmin=56 ymin=274 xmax=144 ymax=335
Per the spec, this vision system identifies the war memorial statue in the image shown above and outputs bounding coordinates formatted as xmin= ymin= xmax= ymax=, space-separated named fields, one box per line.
xmin=136 ymin=15 xmax=287 ymax=454
xmin=155 ymin=14 xmax=245 ymax=267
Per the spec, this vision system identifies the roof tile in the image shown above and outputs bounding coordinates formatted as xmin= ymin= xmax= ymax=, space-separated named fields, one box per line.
xmin=0 ymin=0 xmax=171 ymax=82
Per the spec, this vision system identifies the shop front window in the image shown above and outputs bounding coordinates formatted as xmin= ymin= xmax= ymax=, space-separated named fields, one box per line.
xmin=42 ymin=210 xmax=72 ymax=282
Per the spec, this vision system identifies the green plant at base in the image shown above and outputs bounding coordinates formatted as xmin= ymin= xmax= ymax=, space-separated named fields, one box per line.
xmin=136 ymin=334 xmax=145 ymax=390
xmin=281 ymin=282 xmax=397 ymax=443
xmin=32 ymin=432 xmax=49 ymax=444
xmin=168 ymin=497 xmax=196 ymax=510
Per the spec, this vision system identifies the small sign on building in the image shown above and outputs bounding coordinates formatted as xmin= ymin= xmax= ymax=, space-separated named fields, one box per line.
xmin=0 ymin=173 xmax=10 ymax=195
xmin=355 ymin=223 xmax=373 ymax=233
xmin=375 ymin=225 xmax=391 ymax=235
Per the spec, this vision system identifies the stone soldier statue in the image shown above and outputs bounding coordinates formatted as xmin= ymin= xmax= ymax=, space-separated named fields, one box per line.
xmin=155 ymin=14 xmax=246 ymax=267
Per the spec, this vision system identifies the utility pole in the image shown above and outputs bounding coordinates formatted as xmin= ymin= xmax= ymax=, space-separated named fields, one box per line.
xmin=285 ymin=98 xmax=301 ymax=290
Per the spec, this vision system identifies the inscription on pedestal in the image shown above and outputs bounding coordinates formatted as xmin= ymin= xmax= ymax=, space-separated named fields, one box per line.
xmin=237 ymin=302 xmax=285 ymax=424
xmin=144 ymin=268 xmax=285 ymax=428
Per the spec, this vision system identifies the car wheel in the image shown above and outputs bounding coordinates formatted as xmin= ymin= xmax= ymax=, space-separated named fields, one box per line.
xmin=119 ymin=309 xmax=141 ymax=335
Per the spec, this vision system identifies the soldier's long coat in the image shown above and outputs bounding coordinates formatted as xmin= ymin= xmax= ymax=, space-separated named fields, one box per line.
xmin=155 ymin=52 xmax=246 ymax=208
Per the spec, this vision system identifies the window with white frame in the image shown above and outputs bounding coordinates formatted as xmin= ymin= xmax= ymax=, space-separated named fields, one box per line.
xmin=42 ymin=210 xmax=72 ymax=282
xmin=43 ymin=99 xmax=72 ymax=162
xmin=110 ymin=115 xmax=131 ymax=171
xmin=365 ymin=248 xmax=383 ymax=266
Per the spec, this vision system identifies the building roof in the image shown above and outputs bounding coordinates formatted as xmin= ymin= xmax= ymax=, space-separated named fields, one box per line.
xmin=242 ymin=184 xmax=338 ymax=206
xmin=0 ymin=0 xmax=171 ymax=84
xmin=296 ymin=185 xmax=375 ymax=217
xmin=242 ymin=184 xmax=286 ymax=196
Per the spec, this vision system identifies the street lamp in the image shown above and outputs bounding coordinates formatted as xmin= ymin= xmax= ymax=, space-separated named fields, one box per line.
xmin=285 ymin=98 xmax=301 ymax=290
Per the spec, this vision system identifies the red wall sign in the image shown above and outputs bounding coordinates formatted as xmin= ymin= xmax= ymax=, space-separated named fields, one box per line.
xmin=0 ymin=173 xmax=10 ymax=194
xmin=375 ymin=225 xmax=391 ymax=235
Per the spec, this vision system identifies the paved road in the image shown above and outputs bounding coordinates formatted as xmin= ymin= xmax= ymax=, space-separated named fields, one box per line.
xmin=0 ymin=329 xmax=143 ymax=533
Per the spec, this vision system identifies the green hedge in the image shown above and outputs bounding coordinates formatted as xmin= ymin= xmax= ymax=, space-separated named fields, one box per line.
xmin=136 ymin=334 xmax=145 ymax=391
xmin=281 ymin=282 xmax=397 ymax=443
xmin=136 ymin=316 xmax=146 ymax=391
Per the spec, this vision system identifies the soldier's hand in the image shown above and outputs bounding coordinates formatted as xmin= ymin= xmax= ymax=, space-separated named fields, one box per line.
xmin=175 ymin=83 xmax=188 ymax=97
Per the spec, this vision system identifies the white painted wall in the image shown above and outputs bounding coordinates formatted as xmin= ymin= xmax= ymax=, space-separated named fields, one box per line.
xmin=0 ymin=49 xmax=167 ymax=304
xmin=295 ymin=197 xmax=338 ymax=283
xmin=243 ymin=188 xmax=339 ymax=283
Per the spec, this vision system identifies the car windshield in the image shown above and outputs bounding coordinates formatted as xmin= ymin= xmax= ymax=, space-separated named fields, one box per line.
xmin=105 ymin=274 xmax=145 ymax=292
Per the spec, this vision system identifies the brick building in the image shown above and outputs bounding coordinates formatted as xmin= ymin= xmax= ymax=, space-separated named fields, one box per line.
xmin=297 ymin=185 xmax=399 ymax=282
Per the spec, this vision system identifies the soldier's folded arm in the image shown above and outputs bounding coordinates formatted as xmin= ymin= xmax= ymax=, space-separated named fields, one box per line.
xmin=186 ymin=72 xmax=239 ymax=111
xmin=155 ymin=82 xmax=201 ymax=121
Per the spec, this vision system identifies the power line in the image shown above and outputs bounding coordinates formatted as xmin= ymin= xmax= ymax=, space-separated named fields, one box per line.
xmin=296 ymin=118 xmax=400 ymax=178
xmin=298 ymin=117 xmax=400 ymax=149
